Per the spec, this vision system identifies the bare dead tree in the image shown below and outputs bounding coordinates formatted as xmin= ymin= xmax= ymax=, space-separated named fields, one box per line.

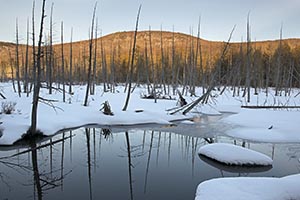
xmin=242 ymin=13 xmax=251 ymax=102
xmin=159 ymin=26 xmax=167 ymax=95
xmin=30 ymin=0 xmax=36 ymax=94
xmin=170 ymin=26 xmax=236 ymax=115
xmin=83 ymin=2 xmax=97 ymax=106
xmin=69 ymin=28 xmax=73 ymax=94
xmin=24 ymin=18 xmax=30 ymax=95
xmin=60 ymin=22 xmax=66 ymax=102
xmin=91 ymin=18 xmax=98 ymax=95
xmin=122 ymin=5 xmax=142 ymax=111
xmin=148 ymin=26 xmax=157 ymax=103
xmin=15 ymin=18 xmax=21 ymax=97
xmin=29 ymin=0 xmax=46 ymax=135
xmin=48 ymin=3 xmax=54 ymax=94
xmin=99 ymin=31 xmax=107 ymax=92
xmin=275 ymin=24 xmax=283 ymax=96
xmin=171 ymin=26 xmax=176 ymax=95
xmin=61 ymin=21 xmax=66 ymax=102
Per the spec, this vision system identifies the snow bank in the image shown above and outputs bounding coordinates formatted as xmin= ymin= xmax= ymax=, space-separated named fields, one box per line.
xmin=198 ymin=143 xmax=273 ymax=166
xmin=223 ymin=109 xmax=300 ymax=143
xmin=0 ymin=83 xmax=188 ymax=145
xmin=195 ymin=173 xmax=300 ymax=200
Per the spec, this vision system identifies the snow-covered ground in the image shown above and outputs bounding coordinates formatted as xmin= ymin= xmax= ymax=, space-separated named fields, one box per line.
xmin=195 ymin=173 xmax=300 ymax=200
xmin=0 ymin=83 xmax=300 ymax=199
xmin=0 ymin=83 xmax=191 ymax=145
xmin=0 ymin=83 xmax=299 ymax=145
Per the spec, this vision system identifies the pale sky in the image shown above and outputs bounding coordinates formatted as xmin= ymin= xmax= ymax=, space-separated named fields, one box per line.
xmin=1 ymin=0 xmax=300 ymax=43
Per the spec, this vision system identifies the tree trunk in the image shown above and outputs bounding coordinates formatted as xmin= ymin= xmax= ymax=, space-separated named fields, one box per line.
xmin=69 ymin=28 xmax=73 ymax=94
xmin=61 ymin=21 xmax=65 ymax=102
xmin=15 ymin=18 xmax=22 ymax=97
xmin=30 ymin=0 xmax=46 ymax=135
xmin=122 ymin=5 xmax=142 ymax=111
xmin=83 ymin=3 xmax=97 ymax=106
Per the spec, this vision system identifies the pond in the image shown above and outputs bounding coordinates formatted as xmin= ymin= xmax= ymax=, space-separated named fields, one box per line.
xmin=0 ymin=116 xmax=300 ymax=200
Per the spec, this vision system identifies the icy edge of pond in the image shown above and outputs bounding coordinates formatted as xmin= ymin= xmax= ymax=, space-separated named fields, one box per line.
xmin=195 ymin=173 xmax=300 ymax=200
xmin=0 ymin=109 xmax=189 ymax=145
xmin=226 ymin=127 xmax=300 ymax=143
xmin=198 ymin=143 xmax=273 ymax=166
xmin=223 ymin=109 xmax=300 ymax=143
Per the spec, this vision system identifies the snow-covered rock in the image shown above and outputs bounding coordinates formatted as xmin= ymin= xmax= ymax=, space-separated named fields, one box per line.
xmin=198 ymin=143 xmax=273 ymax=166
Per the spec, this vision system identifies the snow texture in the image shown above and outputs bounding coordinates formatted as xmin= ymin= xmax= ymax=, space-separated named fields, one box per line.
xmin=198 ymin=143 xmax=273 ymax=166
xmin=1 ymin=83 xmax=300 ymax=145
xmin=195 ymin=173 xmax=300 ymax=200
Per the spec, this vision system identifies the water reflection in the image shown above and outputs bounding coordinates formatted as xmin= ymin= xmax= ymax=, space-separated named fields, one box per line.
xmin=0 ymin=126 xmax=299 ymax=200
xmin=0 ymin=135 xmax=71 ymax=200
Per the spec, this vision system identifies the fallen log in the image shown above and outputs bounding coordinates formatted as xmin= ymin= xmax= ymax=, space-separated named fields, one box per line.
xmin=241 ymin=105 xmax=300 ymax=109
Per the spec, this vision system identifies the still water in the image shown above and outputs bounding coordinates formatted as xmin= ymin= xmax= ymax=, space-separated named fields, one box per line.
xmin=0 ymin=117 xmax=300 ymax=200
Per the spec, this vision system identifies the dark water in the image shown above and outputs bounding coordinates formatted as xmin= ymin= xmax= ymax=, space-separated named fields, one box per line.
xmin=0 ymin=118 xmax=300 ymax=200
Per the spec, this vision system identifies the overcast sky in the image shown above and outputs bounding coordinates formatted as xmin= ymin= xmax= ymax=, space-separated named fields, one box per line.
xmin=1 ymin=0 xmax=300 ymax=43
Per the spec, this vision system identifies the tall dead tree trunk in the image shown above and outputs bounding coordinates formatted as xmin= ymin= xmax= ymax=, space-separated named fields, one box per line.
xmin=8 ymin=51 xmax=16 ymax=92
xmin=171 ymin=26 xmax=176 ymax=95
xmin=69 ymin=28 xmax=73 ymax=94
xmin=242 ymin=14 xmax=251 ymax=102
xmin=91 ymin=19 xmax=98 ymax=95
xmin=29 ymin=0 xmax=46 ymax=135
xmin=122 ymin=5 xmax=142 ymax=111
xmin=15 ymin=18 xmax=22 ymax=97
xmin=24 ymin=18 xmax=30 ymax=95
xmin=160 ymin=27 xmax=167 ymax=95
xmin=100 ymin=33 xmax=107 ymax=92
xmin=30 ymin=0 xmax=36 ymax=94
xmin=148 ymin=26 xmax=157 ymax=103
xmin=275 ymin=25 xmax=283 ymax=96
xmin=61 ymin=21 xmax=66 ymax=102
xmin=84 ymin=3 xmax=97 ymax=106
xmin=48 ymin=3 xmax=54 ymax=94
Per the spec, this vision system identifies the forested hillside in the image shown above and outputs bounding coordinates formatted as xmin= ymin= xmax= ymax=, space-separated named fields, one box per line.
xmin=1 ymin=30 xmax=300 ymax=95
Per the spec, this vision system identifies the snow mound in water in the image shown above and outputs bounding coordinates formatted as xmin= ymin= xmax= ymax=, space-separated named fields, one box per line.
xmin=198 ymin=143 xmax=273 ymax=166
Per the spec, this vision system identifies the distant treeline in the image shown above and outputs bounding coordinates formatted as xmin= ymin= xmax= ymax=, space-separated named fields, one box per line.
xmin=0 ymin=31 xmax=300 ymax=96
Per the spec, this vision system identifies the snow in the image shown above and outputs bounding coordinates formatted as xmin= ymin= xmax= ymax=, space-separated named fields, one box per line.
xmin=223 ymin=109 xmax=300 ymax=143
xmin=193 ymin=87 xmax=300 ymax=143
xmin=198 ymin=143 xmax=273 ymax=166
xmin=0 ymin=83 xmax=188 ymax=145
xmin=1 ymin=83 xmax=300 ymax=198
xmin=1 ymin=83 xmax=300 ymax=146
xmin=195 ymin=173 xmax=300 ymax=200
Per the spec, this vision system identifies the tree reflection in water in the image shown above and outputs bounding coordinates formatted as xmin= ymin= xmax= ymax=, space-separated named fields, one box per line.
xmin=0 ymin=126 xmax=299 ymax=200
xmin=0 ymin=135 xmax=71 ymax=200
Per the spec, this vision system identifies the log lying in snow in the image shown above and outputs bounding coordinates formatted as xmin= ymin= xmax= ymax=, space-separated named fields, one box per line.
xmin=241 ymin=105 xmax=300 ymax=109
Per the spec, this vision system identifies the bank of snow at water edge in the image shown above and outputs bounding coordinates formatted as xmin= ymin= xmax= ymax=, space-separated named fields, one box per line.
xmin=198 ymin=143 xmax=273 ymax=166
xmin=222 ymin=109 xmax=300 ymax=143
xmin=202 ymin=87 xmax=300 ymax=143
xmin=0 ymin=83 xmax=189 ymax=145
xmin=195 ymin=173 xmax=300 ymax=200
xmin=1 ymin=83 xmax=300 ymax=145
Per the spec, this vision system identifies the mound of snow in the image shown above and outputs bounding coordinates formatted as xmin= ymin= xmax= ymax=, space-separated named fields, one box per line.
xmin=198 ymin=143 xmax=273 ymax=166
xmin=195 ymin=173 xmax=300 ymax=200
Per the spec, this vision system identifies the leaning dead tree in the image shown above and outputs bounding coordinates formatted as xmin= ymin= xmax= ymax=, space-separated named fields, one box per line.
xmin=122 ymin=5 xmax=142 ymax=111
xmin=170 ymin=26 xmax=236 ymax=115
xmin=83 ymin=2 xmax=97 ymax=106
